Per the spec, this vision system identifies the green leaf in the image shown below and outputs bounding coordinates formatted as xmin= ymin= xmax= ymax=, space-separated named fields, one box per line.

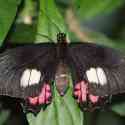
xmin=0 ymin=0 xmax=21 ymax=46
xmin=74 ymin=0 xmax=124 ymax=21
xmin=95 ymin=110 xmax=123 ymax=125
xmin=35 ymin=0 xmax=67 ymax=43
xmin=27 ymin=86 xmax=83 ymax=125
xmin=111 ymin=102 xmax=125 ymax=116
xmin=77 ymin=27 xmax=125 ymax=51
xmin=10 ymin=24 xmax=37 ymax=43
xmin=17 ymin=0 xmax=36 ymax=24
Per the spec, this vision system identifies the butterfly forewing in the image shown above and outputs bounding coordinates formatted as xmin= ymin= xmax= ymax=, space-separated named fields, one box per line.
xmin=67 ymin=42 xmax=125 ymax=96
xmin=0 ymin=43 xmax=57 ymax=98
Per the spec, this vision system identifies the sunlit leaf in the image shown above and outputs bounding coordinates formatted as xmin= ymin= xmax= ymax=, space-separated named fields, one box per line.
xmin=35 ymin=0 xmax=67 ymax=43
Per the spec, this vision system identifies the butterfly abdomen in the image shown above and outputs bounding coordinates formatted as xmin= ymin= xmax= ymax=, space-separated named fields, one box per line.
xmin=55 ymin=62 xmax=70 ymax=96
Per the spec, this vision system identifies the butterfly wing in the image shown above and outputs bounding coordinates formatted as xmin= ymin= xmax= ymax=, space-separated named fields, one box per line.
xmin=0 ymin=43 xmax=57 ymax=99
xmin=67 ymin=42 xmax=125 ymax=96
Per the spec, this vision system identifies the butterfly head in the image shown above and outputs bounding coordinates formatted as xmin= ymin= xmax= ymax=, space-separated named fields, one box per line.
xmin=57 ymin=33 xmax=67 ymax=43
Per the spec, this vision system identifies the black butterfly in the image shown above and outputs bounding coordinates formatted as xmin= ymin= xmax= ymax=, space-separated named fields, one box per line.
xmin=0 ymin=32 xmax=125 ymax=114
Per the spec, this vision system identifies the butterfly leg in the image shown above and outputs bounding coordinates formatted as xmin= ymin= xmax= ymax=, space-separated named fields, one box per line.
xmin=28 ymin=83 xmax=51 ymax=105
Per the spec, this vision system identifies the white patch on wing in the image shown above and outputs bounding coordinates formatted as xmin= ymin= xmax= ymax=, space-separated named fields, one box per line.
xmin=20 ymin=69 xmax=41 ymax=88
xmin=29 ymin=69 xmax=41 ymax=86
xmin=86 ymin=68 xmax=99 ymax=84
xmin=96 ymin=67 xmax=107 ymax=85
xmin=20 ymin=69 xmax=31 ymax=87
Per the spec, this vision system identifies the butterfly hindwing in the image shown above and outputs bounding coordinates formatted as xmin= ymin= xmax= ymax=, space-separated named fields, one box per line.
xmin=0 ymin=43 xmax=57 ymax=99
xmin=68 ymin=42 xmax=125 ymax=96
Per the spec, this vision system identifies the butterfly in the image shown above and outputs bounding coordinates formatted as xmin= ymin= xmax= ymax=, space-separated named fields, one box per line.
xmin=0 ymin=32 xmax=125 ymax=114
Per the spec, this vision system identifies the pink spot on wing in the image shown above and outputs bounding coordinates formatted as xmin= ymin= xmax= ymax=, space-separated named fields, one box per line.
xmin=89 ymin=94 xmax=99 ymax=103
xmin=45 ymin=92 xmax=51 ymax=99
xmin=28 ymin=97 xmax=38 ymax=105
xmin=28 ymin=83 xmax=52 ymax=106
xmin=45 ymin=84 xmax=51 ymax=92
xmin=74 ymin=83 xmax=81 ymax=90
xmin=44 ymin=84 xmax=51 ymax=104
xmin=38 ymin=84 xmax=52 ymax=105
xmin=74 ymin=90 xmax=80 ymax=96
xmin=38 ymin=96 xmax=45 ymax=104
xmin=74 ymin=80 xmax=101 ymax=107
xmin=80 ymin=81 xmax=87 ymax=102
xmin=38 ymin=86 xmax=45 ymax=104
xmin=74 ymin=81 xmax=87 ymax=102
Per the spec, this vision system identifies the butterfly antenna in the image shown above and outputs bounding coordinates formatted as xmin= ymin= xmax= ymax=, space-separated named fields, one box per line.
xmin=39 ymin=9 xmax=62 ymax=33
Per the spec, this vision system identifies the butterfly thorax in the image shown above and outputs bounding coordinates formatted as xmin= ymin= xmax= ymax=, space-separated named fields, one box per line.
xmin=56 ymin=33 xmax=67 ymax=60
xmin=57 ymin=32 xmax=67 ymax=43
